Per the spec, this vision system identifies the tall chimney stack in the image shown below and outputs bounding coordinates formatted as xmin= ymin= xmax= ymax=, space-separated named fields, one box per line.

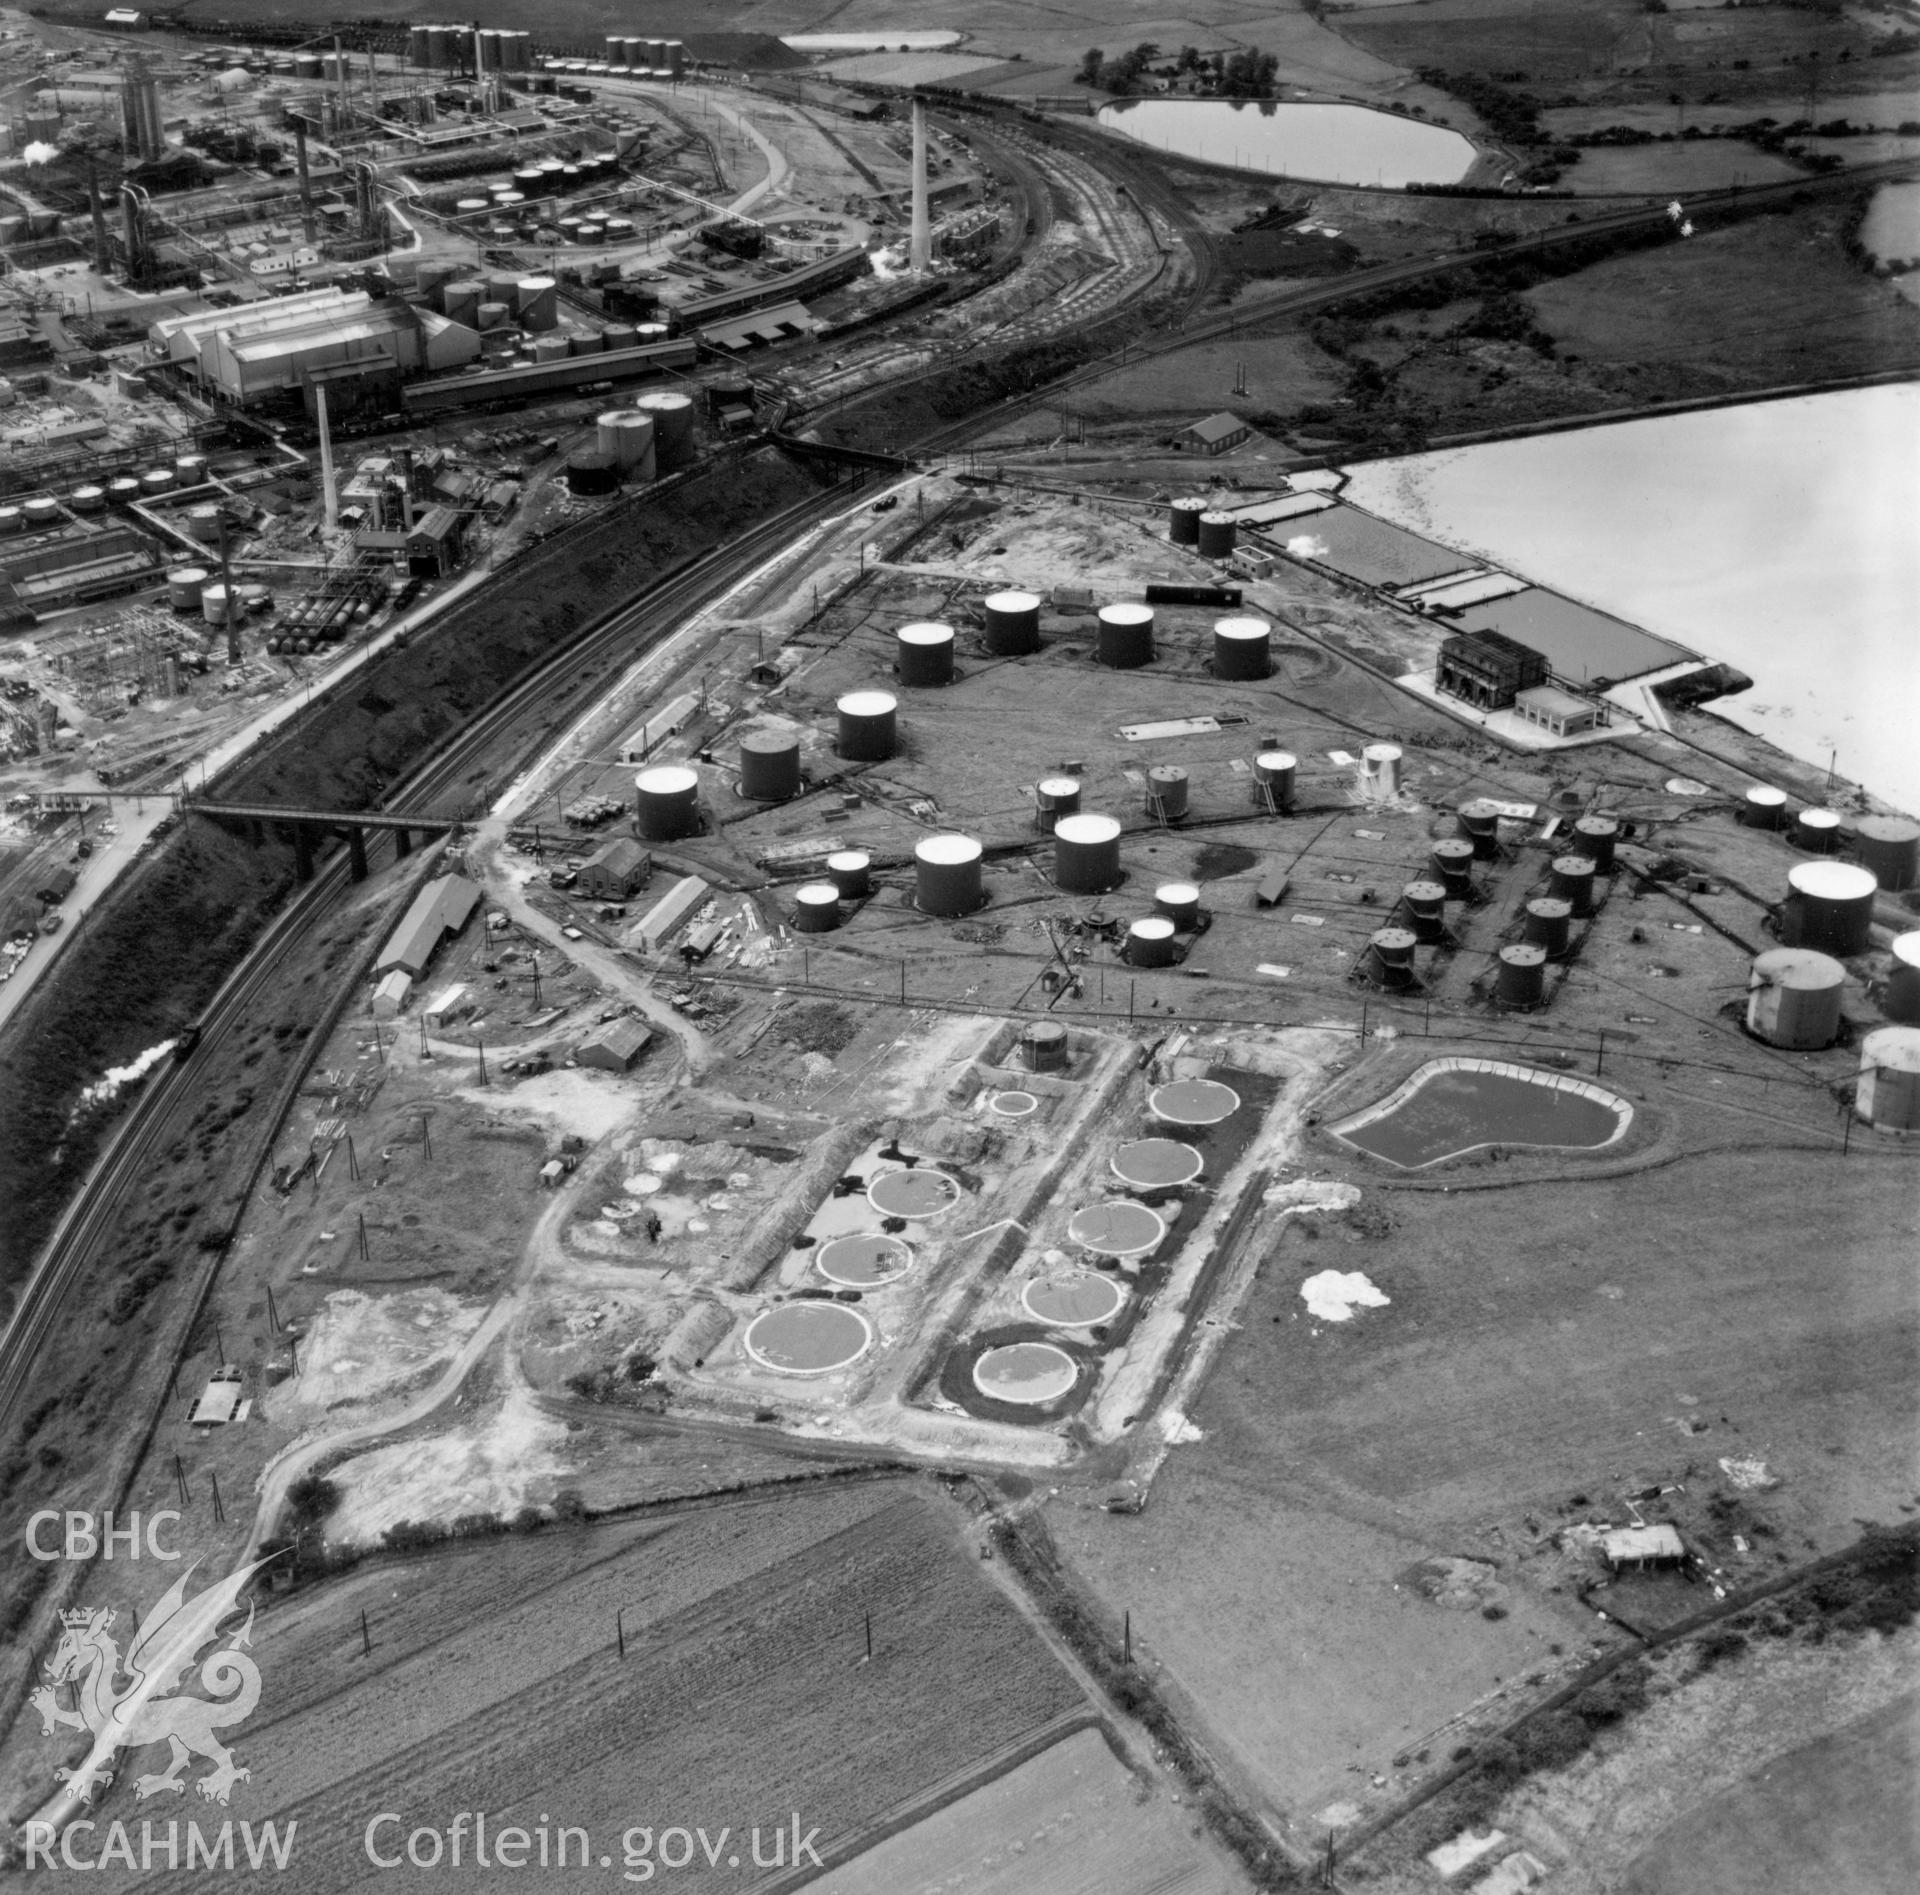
xmin=909 ymin=96 xmax=931 ymax=272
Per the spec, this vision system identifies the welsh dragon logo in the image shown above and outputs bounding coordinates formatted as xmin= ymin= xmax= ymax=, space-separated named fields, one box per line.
xmin=31 ymin=1558 xmax=272 ymax=1808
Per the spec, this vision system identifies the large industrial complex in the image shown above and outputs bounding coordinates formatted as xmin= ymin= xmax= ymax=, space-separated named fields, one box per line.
xmin=0 ymin=6 xmax=1914 ymax=1894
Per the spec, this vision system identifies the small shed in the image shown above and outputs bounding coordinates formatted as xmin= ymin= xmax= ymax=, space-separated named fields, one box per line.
xmin=422 ymin=983 xmax=468 ymax=1029
xmin=1515 ymin=684 xmax=1605 ymax=739
xmin=1175 ymin=411 xmax=1251 ymax=456
xmin=1601 ymin=1523 xmax=1686 ymax=1572
xmin=371 ymin=969 xmax=412 ymax=1018
xmin=577 ymin=1016 xmax=652 ymax=1072
xmin=188 ymin=1371 xmax=244 ymax=1426
xmin=577 ymin=836 xmax=651 ymax=902
xmin=637 ymin=874 xmax=708 ymax=950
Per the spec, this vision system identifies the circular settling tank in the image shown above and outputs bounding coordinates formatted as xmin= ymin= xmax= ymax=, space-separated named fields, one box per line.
xmin=1023 ymin=1274 xmax=1125 ymax=1328
xmin=816 ymin=1233 xmax=911 ymax=1287
xmin=1067 ymin=1200 xmax=1166 ymax=1257
xmin=866 ymin=1167 xmax=961 ymax=1220
xmin=973 ymin=1341 xmax=1078 ymax=1406
xmin=1149 ymin=1079 xmax=1241 ymax=1126
xmin=1111 ymin=1138 xmax=1203 ymax=1188
xmin=989 ymin=1090 xmax=1039 ymax=1119
xmin=742 ymin=1303 xmax=872 ymax=1374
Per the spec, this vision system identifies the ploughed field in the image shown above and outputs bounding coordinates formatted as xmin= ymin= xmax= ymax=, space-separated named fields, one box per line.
xmin=114 ymin=1484 xmax=1088 ymax=1891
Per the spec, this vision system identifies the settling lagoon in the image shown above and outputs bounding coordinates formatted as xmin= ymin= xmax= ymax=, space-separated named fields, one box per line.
xmin=1341 ymin=385 xmax=1920 ymax=814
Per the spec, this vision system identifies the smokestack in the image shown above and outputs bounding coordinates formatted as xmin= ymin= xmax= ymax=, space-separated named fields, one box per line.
xmin=472 ymin=24 xmax=486 ymax=81
xmin=909 ymin=96 xmax=931 ymax=272
xmin=293 ymin=120 xmax=316 ymax=244
xmin=85 ymin=155 xmax=111 ymax=273
xmin=334 ymin=34 xmax=348 ymax=120
xmin=316 ymin=385 xmax=339 ymax=532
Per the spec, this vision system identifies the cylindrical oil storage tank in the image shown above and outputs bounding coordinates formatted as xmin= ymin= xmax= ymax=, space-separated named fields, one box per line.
xmin=186 ymin=502 xmax=223 ymax=544
xmin=409 ymin=24 xmax=431 ymax=64
xmin=484 ymin=270 xmax=519 ymax=305
xmin=836 ymin=690 xmax=897 ymax=762
xmin=915 ymin=835 xmax=984 ymax=916
xmin=565 ymin=450 xmax=620 ymax=495
xmin=201 ymin=583 xmax=235 ymax=627
xmin=1146 ymin=766 xmax=1189 ymax=820
xmin=1371 ymin=927 xmax=1418 ymax=987
xmin=650 ymin=38 xmax=671 ymax=67
xmin=633 ymin=391 xmax=696 ymax=470
xmin=1784 ymin=860 xmax=1877 ymax=958
xmin=516 ymin=276 xmax=558 ymax=329
xmin=1884 ymin=933 xmax=1920 ymax=1024
xmin=533 ymin=336 xmax=572 ymax=364
xmin=1495 ymin=943 xmax=1547 ymax=1010
xmin=1549 ymin=854 xmax=1598 ymax=918
xmin=167 ymin=566 xmax=209 ymax=611
xmin=443 ymin=280 xmax=483 ymax=326
xmin=476 ymin=301 xmax=512 ymax=332
xmin=1155 ymin=882 xmax=1201 ymax=928
xmin=1746 ymin=947 xmax=1846 ymax=1050
xmin=1431 ymin=838 xmax=1474 ymax=898
xmin=556 ymin=218 xmax=586 ymax=247
xmin=1054 ymin=813 xmax=1122 ymax=894
xmin=1096 ymin=602 xmax=1154 ymax=670
xmin=596 ymin=410 xmax=655 ymax=471
xmin=1403 ymin=880 xmax=1447 ymax=944
xmin=1022 ymin=1020 xmax=1069 ymax=1072
xmin=983 ymin=589 xmax=1041 ymax=655
xmin=513 ymin=166 xmax=545 ymax=197
xmin=1212 ymin=615 xmax=1270 ymax=681
xmin=425 ymin=26 xmax=451 ymax=66
xmin=633 ymin=322 xmax=672 ymax=346
xmin=792 ymin=883 xmax=840 ymax=933
xmin=1457 ymin=799 xmax=1502 ymax=860
xmin=826 ymin=850 xmax=871 ymax=900
xmin=604 ymin=322 xmax=640 ymax=352
xmin=1856 ymin=1026 xmax=1920 ymax=1132
xmin=141 ymin=469 xmax=175 ymax=497
xmin=1522 ymin=896 xmax=1573 ymax=959
xmin=418 ymin=260 xmax=456 ymax=303
xmin=0 ymin=507 xmax=22 ymax=536
xmin=175 ymin=453 xmax=207 ymax=486
xmin=69 ymin=484 xmax=105 ymax=514
xmin=108 ymin=477 xmax=142 ymax=507
xmin=576 ymin=222 xmax=607 ymax=247
xmin=1168 ymin=496 xmax=1207 ymax=545
xmin=634 ymin=764 xmax=699 ymax=840
xmin=1255 ymin=750 xmax=1296 ymax=811
xmin=1794 ymin=806 xmax=1843 ymax=854
xmin=1853 ymin=815 xmax=1920 ymax=892
xmin=604 ymin=217 xmax=636 ymax=242
xmin=456 ymin=198 xmax=490 ymax=221
xmin=21 ymin=496 xmax=58 ymax=528
xmin=1572 ymin=813 xmax=1620 ymax=872
xmin=1362 ymin=742 xmax=1402 ymax=799
xmin=896 ymin=621 xmax=955 ymax=687
xmin=1128 ymin=917 xmax=1178 ymax=967
xmin=1034 ymin=776 xmax=1080 ymax=832
xmin=738 ymin=729 xmax=800 ymax=801
xmin=1196 ymin=511 xmax=1237 ymax=559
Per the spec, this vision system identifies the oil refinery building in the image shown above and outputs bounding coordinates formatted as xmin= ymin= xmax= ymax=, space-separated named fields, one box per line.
xmin=148 ymin=290 xmax=479 ymax=405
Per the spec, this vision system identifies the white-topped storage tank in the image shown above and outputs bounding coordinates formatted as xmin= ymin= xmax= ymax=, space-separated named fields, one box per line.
xmin=1053 ymin=813 xmax=1122 ymax=894
xmin=1783 ymin=860 xmax=1877 ymax=958
xmin=915 ymin=835 xmax=984 ymax=916
xmin=634 ymin=764 xmax=700 ymax=840
xmin=1856 ymin=1026 xmax=1920 ymax=1132
xmin=983 ymin=589 xmax=1041 ymax=655
xmin=632 ymin=390 xmax=696 ymax=469
xmin=836 ymin=690 xmax=897 ymax=762
xmin=1746 ymin=947 xmax=1847 ymax=1050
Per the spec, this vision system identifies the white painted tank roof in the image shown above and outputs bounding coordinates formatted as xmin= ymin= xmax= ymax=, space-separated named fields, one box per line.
xmin=897 ymin=621 xmax=954 ymax=645
xmin=635 ymin=765 xmax=698 ymax=795
xmin=1861 ymin=1025 xmax=1920 ymax=1071
xmin=985 ymin=589 xmax=1040 ymax=611
xmin=1055 ymin=814 xmax=1120 ymax=845
xmin=1130 ymin=917 xmax=1176 ymax=939
xmin=1098 ymin=603 xmax=1154 ymax=625
xmin=1214 ymin=616 xmax=1269 ymax=639
xmin=1788 ymin=861 xmax=1876 ymax=901
xmin=1750 ymin=947 xmax=1847 ymax=990
xmin=917 ymin=834 xmax=983 ymax=866
xmin=838 ymin=690 xmax=897 ymax=716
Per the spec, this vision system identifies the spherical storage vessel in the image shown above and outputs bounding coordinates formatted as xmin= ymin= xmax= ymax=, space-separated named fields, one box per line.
xmin=1096 ymin=603 xmax=1154 ymax=670
xmin=1783 ymin=860 xmax=1876 ymax=958
xmin=915 ymin=834 xmax=984 ymax=917
xmin=1167 ymin=497 xmax=1207 ymax=546
xmin=792 ymin=884 xmax=840 ymax=933
xmin=1053 ymin=814 xmax=1122 ymax=894
xmin=983 ymin=590 xmax=1041 ymax=656
xmin=1852 ymin=815 xmax=1920 ymax=892
xmin=1196 ymin=512 xmax=1237 ymax=560
xmin=634 ymin=764 xmax=699 ymax=840
xmin=1128 ymin=917 xmax=1177 ymax=967
xmin=895 ymin=621 xmax=955 ymax=687
xmin=1495 ymin=943 xmax=1547 ymax=1009
xmin=1856 ymin=1026 xmax=1920 ymax=1132
xmin=738 ymin=730 xmax=800 ymax=801
xmin=835 ymin=690 xmax=897 ymax=762
xmin=1212 ymin=616 xmax=1270 ymax=681
xmin=1746 ymin=948 xmax=1846 ymax=1050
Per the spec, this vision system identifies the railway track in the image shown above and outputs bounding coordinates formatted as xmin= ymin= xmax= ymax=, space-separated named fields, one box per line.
xmin=0 ymin=477 xmax=874 ymax=1450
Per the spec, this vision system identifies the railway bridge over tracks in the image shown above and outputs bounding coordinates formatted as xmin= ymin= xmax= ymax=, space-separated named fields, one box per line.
xmin=181 ymin=797 xmax=461 ymax=882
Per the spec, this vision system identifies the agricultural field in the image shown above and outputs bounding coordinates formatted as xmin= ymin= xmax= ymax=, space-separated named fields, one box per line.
xmin=37 ymin=1485 xmax=1095 ymax=1890
xmin=1052 ymin=1133 xmax=1920 ymax=1819
xmin=1560 ymin=138 xmax=1808 ymax=194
